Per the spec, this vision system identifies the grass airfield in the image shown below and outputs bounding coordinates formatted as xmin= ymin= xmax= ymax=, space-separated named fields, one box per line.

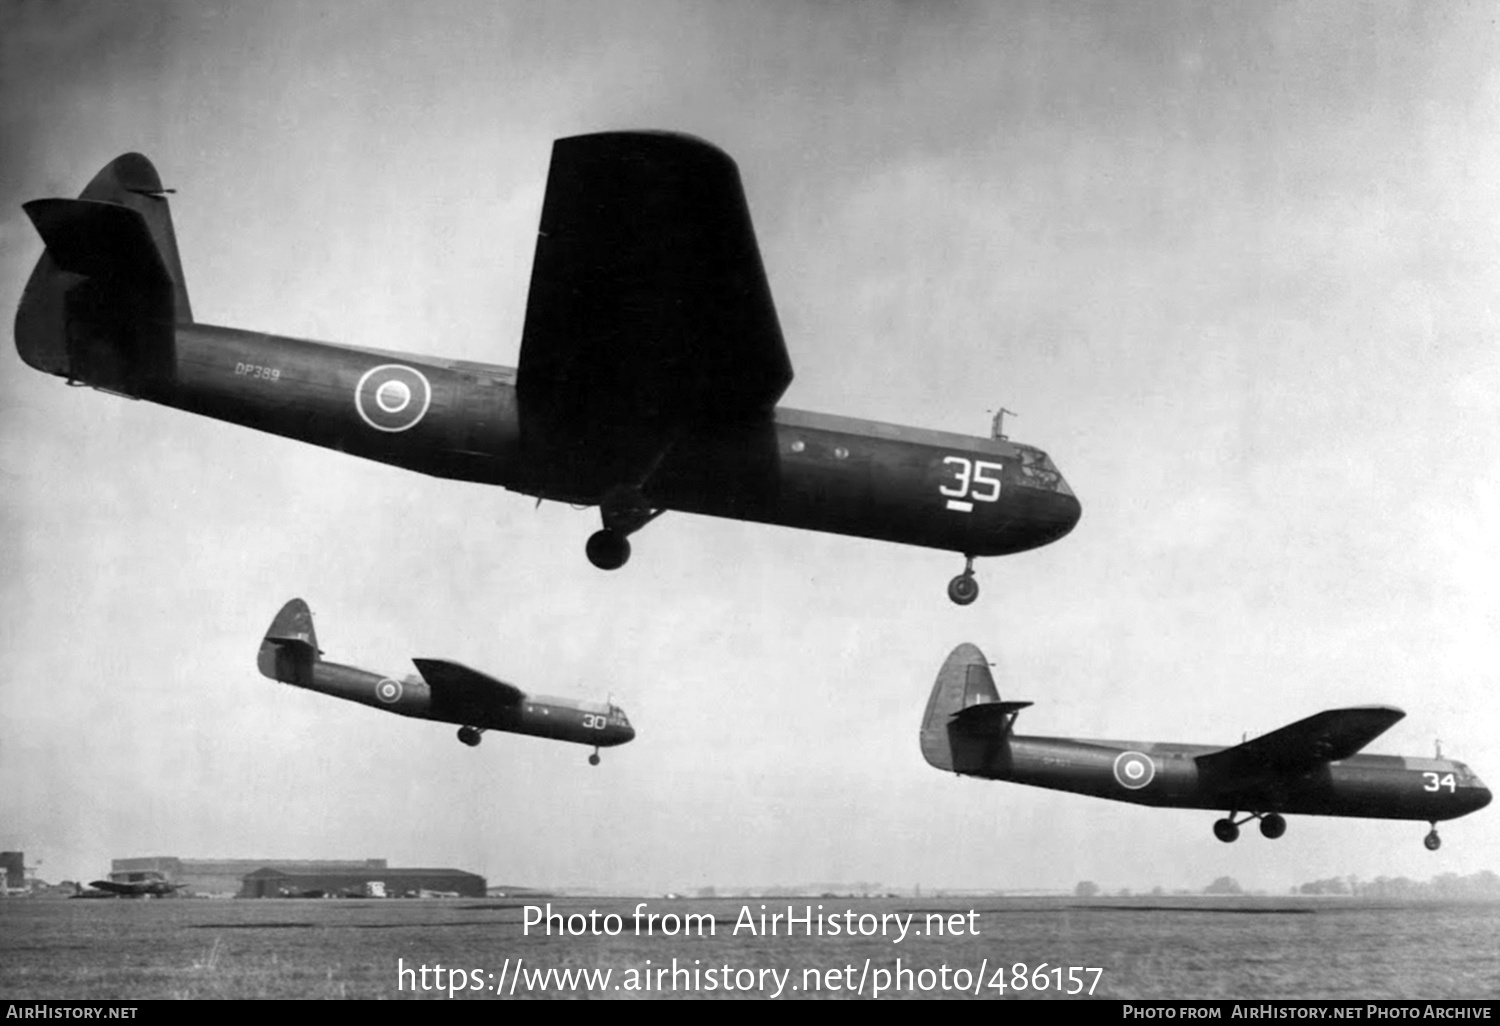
xmin=1 ymin=895 xmax=1496 ymax=1000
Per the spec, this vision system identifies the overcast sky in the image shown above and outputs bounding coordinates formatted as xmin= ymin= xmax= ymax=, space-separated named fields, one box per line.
xmin=2 ymin=1 xmax=1496 ymax=896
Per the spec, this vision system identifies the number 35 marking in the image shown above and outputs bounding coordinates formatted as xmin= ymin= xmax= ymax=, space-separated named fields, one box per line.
xmin=1423 ymin=772 xmax=1456 ymax=793
xmin=941 ymin=457 xmax=1004 ymax=513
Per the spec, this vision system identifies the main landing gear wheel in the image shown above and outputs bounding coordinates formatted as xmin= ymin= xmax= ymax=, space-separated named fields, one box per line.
xmin=586 ymin=529 xmax=631 ymax=571
xmin=1424 ymin=826 xmax=1441 ymax=851
xmin=947 ymin=555 xmax=979 ymax=606
xmin=1259 ymin=813 xmax=1287 ymax=840
xmin=587 ymin=488 xmax=664 ymax=571
xmin=588 ymin=750 xmax=601 ymax=767
xmin=457 ymin=726 xmax=483 ymax=747
xmin=1213 ymin=818 xmax=1240 ymax=843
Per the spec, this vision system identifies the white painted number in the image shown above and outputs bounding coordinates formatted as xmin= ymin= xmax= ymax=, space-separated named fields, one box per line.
xmin=972 ymin=461 xmax=1003 ymax=502
xmin=941 ymin=456 xmax=1004 ymax=512
xmin=939 ymin=456 xmax=971 ymax=498
xmin=1422 ymin=772 xmax=1456 ymax=793
xmin=581 ymin=714 xmax=607 ymax=730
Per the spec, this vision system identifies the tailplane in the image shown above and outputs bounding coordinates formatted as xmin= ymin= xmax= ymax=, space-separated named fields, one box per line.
xmin=258 ymin=598 xmax=321 ymax=686
xmin=16 ymin=153 xmax=192 ymax=396
xmin=920 ymin=643 xmax=1030 ymax=773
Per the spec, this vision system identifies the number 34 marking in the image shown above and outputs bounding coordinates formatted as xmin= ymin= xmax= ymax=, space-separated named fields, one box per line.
xmin=1423 ymin=772 xmax=1456 ymax=793
xmin=941 ymin=457 xmax=1003 ymax=513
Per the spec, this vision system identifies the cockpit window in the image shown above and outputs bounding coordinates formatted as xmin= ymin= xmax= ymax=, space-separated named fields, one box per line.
xmin=1010 ymin=444 xmax=1070 ymax=495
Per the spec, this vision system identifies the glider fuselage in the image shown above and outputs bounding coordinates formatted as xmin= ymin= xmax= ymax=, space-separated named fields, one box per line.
xmin=280 ymin=658 xmax=634 ymax=748
xmin=86 ymin=324 xmax=1081 ymax=562
xmin=965 ymin=735 xmax=1491 ymax=822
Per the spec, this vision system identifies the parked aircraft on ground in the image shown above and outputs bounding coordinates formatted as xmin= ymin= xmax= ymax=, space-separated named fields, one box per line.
xmin=258 ymin=598 xmax=633 ymax=763
xmin=15 ymin=132 xmax=1080 ymax=604
xmin=921 ymin=644 xmax=1491 ymax=849
xmin=85 ymin=873 xmax=184 ymax=898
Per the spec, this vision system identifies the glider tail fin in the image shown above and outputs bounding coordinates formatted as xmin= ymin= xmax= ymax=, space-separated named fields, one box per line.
xmin=920 ymin=643 xmax=1004 ymax=772
xmin=16 ymin=153 xmax=192 ymax=396
xmin=258 ymin=598 xmax=321 ymax=686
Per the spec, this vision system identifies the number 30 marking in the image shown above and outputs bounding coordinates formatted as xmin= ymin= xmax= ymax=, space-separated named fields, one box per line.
xmin=941 ymin=457 xmax=1003 ymax=512
xmin=1423 ymin=772 xmax=1456 ymax=793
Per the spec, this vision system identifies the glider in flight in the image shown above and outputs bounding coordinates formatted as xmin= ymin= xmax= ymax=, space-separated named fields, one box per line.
xmin=258 ymin=598 xmax=634 ymax=763
xmin=16 ymin=133 xmax=1080 ymax=604
xmin=922 ymin=644 xmax=1490 ymax=849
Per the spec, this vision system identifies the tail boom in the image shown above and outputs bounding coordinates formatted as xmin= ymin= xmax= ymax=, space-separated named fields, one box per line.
xmin=16 ymin=154 xmax=523 ymax=486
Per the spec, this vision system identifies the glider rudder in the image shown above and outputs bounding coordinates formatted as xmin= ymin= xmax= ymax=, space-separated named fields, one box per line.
xmin=258 ymin=598 xmax=321 ymax=686
xmin=16 ymin=153 xmax=192 ymax=394
xmin=921 ymin=643 xmax=1002 ymax=772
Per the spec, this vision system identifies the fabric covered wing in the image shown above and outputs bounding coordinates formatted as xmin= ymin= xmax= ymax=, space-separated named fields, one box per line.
xmin=1196 ymin=706 xmax=1406 ymax=781
xmin=411 ymin=658 xmax=525 ymax=722
xmin=89 ymin=880 xmax=136 ymax=895
xmin=516 ymin=131 xmax=792 ymax=496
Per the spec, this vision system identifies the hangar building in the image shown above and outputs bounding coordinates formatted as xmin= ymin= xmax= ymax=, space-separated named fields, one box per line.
xmin=110 ymin=857 xmax=389 ymax=898
xmin=240 ymin=866 xmax=486 ymax=898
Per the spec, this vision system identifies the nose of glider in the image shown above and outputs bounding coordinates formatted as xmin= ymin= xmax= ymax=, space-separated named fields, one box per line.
xmin=1466 ymin=780 xmax=1492 ymax=815
xmin=1050 ymin=486 xmax=1082 ymax=543
xmin=1021 ymin=478 xmax=1081 ymax=551
xmin=1028 ymin=448 xmax=1081 ymax=545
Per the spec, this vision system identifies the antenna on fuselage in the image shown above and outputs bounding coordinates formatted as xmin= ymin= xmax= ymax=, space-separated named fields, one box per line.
xmin=1436 ymin=738 xmax=1443 ymax=759
xmin=989 ymin=407 xmax=1016 ymax=441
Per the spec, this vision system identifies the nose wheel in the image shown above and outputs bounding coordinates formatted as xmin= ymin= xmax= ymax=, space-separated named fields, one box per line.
xmin=947 ymin=556 xmax=979 ymax=606
xmin=588 ymin=748 xmax=601 ymax=767
xmin=1424 ymin=825 xmax=1441 ymax=851
xmin=457 ymin=726 xmax=484 ymax=747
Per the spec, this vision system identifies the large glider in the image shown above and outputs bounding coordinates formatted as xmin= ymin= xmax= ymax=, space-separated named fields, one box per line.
xmin=15 ymin=134 xmax=1080 ymax=604
xmin=258 ymin=598 xmax=634 ymax=763
xmin=921 ymin=644 xmax=1491 ymax=849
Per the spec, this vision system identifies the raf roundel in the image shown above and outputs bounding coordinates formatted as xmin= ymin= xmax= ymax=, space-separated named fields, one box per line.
xmin=355 ymin=364 xmax=432 ymax=432
xmin=1113 ymin=750 xmax=1156 ymax=791
xmin=376 ymin=678 xmax=404 ymax=704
